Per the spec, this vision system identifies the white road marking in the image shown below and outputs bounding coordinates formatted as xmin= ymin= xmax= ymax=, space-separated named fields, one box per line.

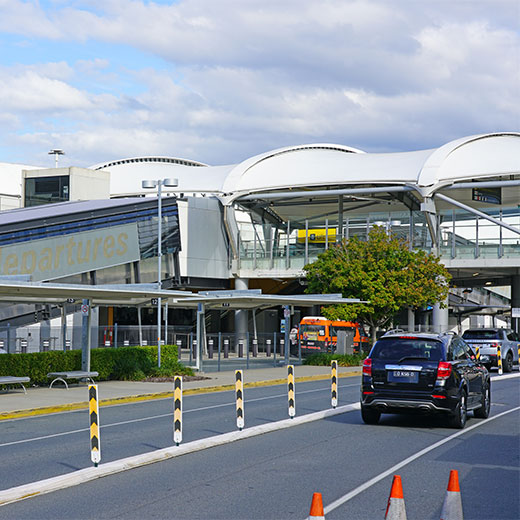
xmin=0 ymin=382 xmax=359 ymax=448
xmin=321 ymin=405 xmax=520 ymax=517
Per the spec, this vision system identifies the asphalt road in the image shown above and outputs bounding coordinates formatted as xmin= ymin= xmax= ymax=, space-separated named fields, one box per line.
xmin=0 ymin=375 xmax=518 ymax=519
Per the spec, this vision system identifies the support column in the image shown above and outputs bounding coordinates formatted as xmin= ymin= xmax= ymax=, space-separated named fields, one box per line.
xmin=81 ymin=299 xmax=92 ymax=371
xmin=234 ymin=278 xmax=249 ymax=346
xmin=407 ymin=308 xmax=415 ymax=332
xmin=432 ymin=296 xmax=449 ymax=333
xmin=337 ymin=195 xmax=344 ymax=242
xmin=512 ymin=271 xmax=520 ymax=335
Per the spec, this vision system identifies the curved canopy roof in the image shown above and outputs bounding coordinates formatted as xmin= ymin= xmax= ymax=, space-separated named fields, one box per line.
xmin=92 ymin=133 xmax=520 ymax=203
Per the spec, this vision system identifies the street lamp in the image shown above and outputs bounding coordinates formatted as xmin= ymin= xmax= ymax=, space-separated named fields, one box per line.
xmin=142 ymin=178 xmax=178 ymax=367
xmin=48 ymin=149 xmax=65 ymax=168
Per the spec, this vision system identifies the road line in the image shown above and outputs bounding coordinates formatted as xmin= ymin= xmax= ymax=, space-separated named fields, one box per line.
xmin=0 ymin=402 xmax=361 ymax=507
xmin=321 ymin=405 xmax=520 ymax=517
xmin=0 ymin=382 xmax=359 ymax=448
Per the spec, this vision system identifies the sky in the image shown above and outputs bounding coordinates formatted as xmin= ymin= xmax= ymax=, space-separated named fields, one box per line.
xmin=0 ymin=0 xmax=518 ymax=168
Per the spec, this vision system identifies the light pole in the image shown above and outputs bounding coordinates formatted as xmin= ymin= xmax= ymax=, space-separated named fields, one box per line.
xmin=142 ymin=178 xmax=178 ymax=367
xmin=48 ymin=149 xmax=65 ymax=168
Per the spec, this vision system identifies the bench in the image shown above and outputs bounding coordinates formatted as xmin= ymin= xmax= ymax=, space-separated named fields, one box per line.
xmin=47 ymin=371 xmax=99 ymax=389
xmin=0 ymin=376 xmax=31 ymax=394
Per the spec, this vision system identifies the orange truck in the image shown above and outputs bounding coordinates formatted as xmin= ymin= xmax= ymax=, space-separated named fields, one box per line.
xmin=298 ymin=316 xmax=368 ymax=355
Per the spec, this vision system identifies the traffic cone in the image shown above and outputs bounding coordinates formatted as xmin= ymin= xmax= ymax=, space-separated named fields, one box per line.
xmin=440 ymin=470 xmax=463 ymax=520
xmin=309 ymin=492 xmax=325 ymax=519
xmin=385 ymin=475 xmax=407 ymax=519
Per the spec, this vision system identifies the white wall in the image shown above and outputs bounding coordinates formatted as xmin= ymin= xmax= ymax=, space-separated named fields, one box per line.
xmin=178 ymin=197 xmax=230 ymax=279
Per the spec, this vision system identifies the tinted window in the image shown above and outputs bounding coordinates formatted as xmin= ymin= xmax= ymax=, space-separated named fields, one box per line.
xmin=448 ymin=338 xmax=470 ymax=361
xmin=330 ymin=325 xmax=355 ymax=336
xmin=462 ymin=330 xmax=500 ymax=340
xmin=370 ymin=337 xmax=444 ymax=361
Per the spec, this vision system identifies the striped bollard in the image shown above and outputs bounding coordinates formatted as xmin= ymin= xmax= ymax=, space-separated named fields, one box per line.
xmin=88 ymin=384 xmax=101 ymax=467
xmin=497 ymin=345 xmax=503 ymax=375
xmin=288 ymin=365 xmax=295 ymax=418
xmin=475 ymin=346 xmax=480 ymax=362
xmin=174 ymin=376 xmax=182 ymax=446
xmin=331 ymin=360 xmax=338 ymax=408
xmin=235 ymin=370 xmax=244 ymax=430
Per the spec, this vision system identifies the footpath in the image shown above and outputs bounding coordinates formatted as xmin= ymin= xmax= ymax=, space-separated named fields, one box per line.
xmin=0 ymin=365 xmax=362 ymax=420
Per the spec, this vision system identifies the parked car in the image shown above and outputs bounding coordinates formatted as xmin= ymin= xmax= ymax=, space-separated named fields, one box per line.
xmin=461 ymin=328 xmax=519 ymax=373
xmin=360 ymin=330 xmax=490 ymax=429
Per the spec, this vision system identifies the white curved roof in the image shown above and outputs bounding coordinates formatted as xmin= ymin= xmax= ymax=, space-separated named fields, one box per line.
xmin=92 ymin=133 xmax=520 ymax=200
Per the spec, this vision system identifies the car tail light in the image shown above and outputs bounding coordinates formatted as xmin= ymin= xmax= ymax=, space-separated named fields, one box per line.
xmin=363 ymin=358 xmax=372 ymax=376
xmin=432 ymin=394 xmax=446 ymax=399
xmin=437 ymin=361 xmax=452 ymax=380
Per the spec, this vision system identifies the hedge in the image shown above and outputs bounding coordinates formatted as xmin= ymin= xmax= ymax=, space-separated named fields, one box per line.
xmin=303 ymin=353 xmax=364 ymax=367
xmin=0 ymin=345 xmax=193 ymax=386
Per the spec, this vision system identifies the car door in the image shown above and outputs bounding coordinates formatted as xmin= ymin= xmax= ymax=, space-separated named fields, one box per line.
xmin=460 ymin=338 xmax=482 ymax=404
xmin=449 ymin=338 xmax=480 ymax=406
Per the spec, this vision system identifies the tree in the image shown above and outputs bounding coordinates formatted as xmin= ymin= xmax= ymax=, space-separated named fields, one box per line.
xmin=304 ymin=226 xmax=451 ymax=342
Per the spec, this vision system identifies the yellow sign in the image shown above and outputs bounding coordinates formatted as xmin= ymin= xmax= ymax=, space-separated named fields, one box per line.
xmin=297 ymin=228 xmax=336 ymax=244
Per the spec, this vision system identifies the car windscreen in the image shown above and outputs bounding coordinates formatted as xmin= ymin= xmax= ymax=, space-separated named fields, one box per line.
xmin=462 ymin=330 xmax=500 ymax=340
xmin=370 ymin=337 xmax=444 ymax=361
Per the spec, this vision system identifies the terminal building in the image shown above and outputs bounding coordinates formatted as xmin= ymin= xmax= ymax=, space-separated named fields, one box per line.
xmin=0 ymin=132 xmax=519 ymax=350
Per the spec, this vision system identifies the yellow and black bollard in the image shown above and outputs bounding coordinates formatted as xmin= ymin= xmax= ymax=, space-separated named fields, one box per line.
xmin=174 ymin=376 xmax=182 ymax=446
xmin=88 ymin=384 xmax=101 ymax=467
xmin=497 ymin=345 xmax=503 ymax=375
xmin=288 ymin=365 xmax=295 ymax=418
xmin=235 ymin=370 xmax=245 ymax=430
xmin=331 ymin=360 xmax=338 ymax=408
xmin=475 ymin=346 xmax=480 ymax=362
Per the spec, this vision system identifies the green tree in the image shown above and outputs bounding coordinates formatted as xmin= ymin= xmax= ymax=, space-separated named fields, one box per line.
xmin=304 ymin=226 xmax=451 ymax=342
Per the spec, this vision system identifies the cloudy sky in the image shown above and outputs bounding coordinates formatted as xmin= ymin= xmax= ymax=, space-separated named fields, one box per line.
xmin=0 ymin=0 xmax=518 ymax=168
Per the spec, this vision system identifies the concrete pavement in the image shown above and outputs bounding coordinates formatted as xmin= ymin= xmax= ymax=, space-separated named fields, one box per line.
xmin=0 ymin=364 xmax=362 ymax=420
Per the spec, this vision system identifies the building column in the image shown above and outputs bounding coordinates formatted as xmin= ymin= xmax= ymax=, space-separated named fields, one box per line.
xmin=512 ymin=271 xmax=520 ymax=335
xmin=432 ymin=296 xmax=449 ymax=333
xmin=234 ymin=278 xmax=249 ymax=345
xmin=407 ymin=307 xmax=415 ymax=332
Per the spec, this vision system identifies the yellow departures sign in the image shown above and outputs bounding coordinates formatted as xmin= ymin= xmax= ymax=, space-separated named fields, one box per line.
xmin=88 ymin=385 xmax=101 ymax=466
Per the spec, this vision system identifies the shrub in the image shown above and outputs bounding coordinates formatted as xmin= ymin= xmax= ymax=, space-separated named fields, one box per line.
xmin=303 ymin=353 xmax=364 ymax=367
xmin=0 ymin=344 xmax=191 ymax=385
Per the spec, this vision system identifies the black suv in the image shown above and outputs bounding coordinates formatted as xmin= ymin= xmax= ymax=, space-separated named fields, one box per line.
xmin=360 ymin=331 xmax=490 ymax=429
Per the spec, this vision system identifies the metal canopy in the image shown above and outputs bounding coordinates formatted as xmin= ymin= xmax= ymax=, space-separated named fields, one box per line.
xmin=0 ymin=282 xmax=363 ymax=309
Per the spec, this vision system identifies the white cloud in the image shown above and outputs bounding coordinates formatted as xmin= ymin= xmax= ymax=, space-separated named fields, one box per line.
xmin=0 ymin=0 xmax=518 ymax=166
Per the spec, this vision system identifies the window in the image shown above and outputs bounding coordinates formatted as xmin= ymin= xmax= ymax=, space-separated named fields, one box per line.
xmin=24 ymin=176 xmax=69 ymax=207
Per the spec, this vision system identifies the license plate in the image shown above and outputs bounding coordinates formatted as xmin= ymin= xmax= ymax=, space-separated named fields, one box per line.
xmin=388 ymin=370 xmax=419 ymax=383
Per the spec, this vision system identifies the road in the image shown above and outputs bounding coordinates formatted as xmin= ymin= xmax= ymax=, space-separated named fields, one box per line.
xmin=0 ymin=374 xmax=518 ymax=519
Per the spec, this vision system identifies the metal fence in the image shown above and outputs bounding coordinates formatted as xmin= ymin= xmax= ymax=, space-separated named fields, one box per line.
xmin=0 ymin=325 xmax=301 ymax=372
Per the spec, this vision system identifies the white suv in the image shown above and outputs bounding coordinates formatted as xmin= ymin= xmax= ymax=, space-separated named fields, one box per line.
xmin=462 ymin=328 xmax=519 ymax=373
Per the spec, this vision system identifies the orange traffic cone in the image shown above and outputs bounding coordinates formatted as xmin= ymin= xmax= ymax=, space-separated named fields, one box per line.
xmin=440 ymin=470 xmax=463 ymax=520
xmin=385 ymin=475 xmax=407 ymax=519
xmin=309 ymin=492 xmax=325 ymax=519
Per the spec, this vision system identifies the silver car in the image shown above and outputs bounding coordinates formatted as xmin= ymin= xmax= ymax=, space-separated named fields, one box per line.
xmin=462 ymin=328 xmax=519 ymax=372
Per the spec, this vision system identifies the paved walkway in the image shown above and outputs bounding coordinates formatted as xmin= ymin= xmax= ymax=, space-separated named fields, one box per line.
xmin=0 ymin=365 xmax=362 ymax=420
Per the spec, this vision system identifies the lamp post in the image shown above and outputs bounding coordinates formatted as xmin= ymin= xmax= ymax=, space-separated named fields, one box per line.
xmin=142 ymin=178 xmax=178 ymax=367
xmin=48 ymin=149 xmax=64 ymax=168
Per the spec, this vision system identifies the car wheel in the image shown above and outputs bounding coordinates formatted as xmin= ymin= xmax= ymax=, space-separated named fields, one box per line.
xmin=503 ymin=352 xmax=513 ymax=373
xmin=361 ymin=406 xmax=380 ymax=425
xmin=474 ymin=383 xmax=491 ymax=419
xmin=450 ymin=390 xmax=467 ymax=429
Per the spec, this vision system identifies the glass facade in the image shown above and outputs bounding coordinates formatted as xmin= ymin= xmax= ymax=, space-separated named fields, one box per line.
xmin=238 ymin=204 xmax=520 ymax=271
xmin=24 ymin=176 xmax=70 ymax=207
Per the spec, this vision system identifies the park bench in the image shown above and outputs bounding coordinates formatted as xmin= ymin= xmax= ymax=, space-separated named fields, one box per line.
xmin=0 ymin=376 xmax=31 ymax=394
xmin=47 ymin=371 xmax=99 ymax=389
